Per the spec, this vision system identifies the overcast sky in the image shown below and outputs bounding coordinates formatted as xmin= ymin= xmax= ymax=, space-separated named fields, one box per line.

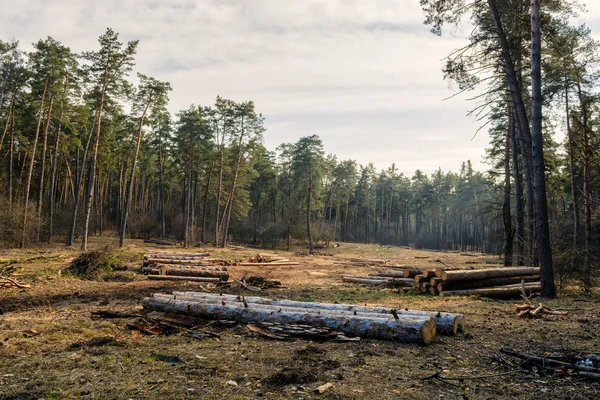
xmin=2 ymin=1 xmax=599 ymax=176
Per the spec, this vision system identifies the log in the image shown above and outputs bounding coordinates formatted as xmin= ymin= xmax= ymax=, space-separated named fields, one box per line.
xmin=403 ymin=269 xmax=422 ymax=278
xmin=413 ymin=275 xmax=425 ymax=286
xmin=144 ymin=239 xmax=178 ymax=246
xmin=349 ymin=258 xmax=388 ymax=264
xmin=370 ymin=271 xmax=410 ymax=278
xmin=236 ymin=262 xmax=299 ymax=266
xmin=146 ymin=267 xmax=229 ymax=281
xmin=172 ymin=292 xmax=462 ymax=336
xmin=501 ymin=349 xmax=600 ymax=375
xmin=342 ymin=276 xmax=413 ymax=287
xmin=439 ymin=283 xmax=541 ymax=297
xmin=145 ymin=259 xmax=210 ymax=265
xmin=422 ymin=270 xmax=436 ymax=279
xmin=147 ymin=275 xmax=221 ymax=282
xmin=430 ymin=277 xmax=442 ymax=287
xmin=143 ymin=296 xmax=436 ymax=344
xmin=146 ymin=252 xmax=208 ymax=258
xmin=436 ymin=267 xmax=540 ymax=281
xmin=436 ymin=275 xmax=540 ymax=292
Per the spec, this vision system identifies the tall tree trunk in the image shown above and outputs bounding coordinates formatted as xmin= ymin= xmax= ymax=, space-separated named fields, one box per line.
xmin=8 ymin=114 xmax=14 ymax=209
xmin=158 ymin=132 xmax=166 ymax=240
xmin=119 ymin=104 xmax=149 ymax=247
xmin=221 ymin=114 xmax=247 ymax=248
xmin=503 ymin=103 xmax=514 ymax=265
xmin=49 ymin=74 xmax=68 ymax=243
xmin=511 ymin=107 xmax=525 ymax=266
xmin=214 ymin=124 xmax=223 ymax=247
xmin=577 ymin=83 xmax=592 ymax=289
xmin=565 ymin=84 xmax=579 ymax=272
xmin=36 ymin=95 xmax=55 ymax=241
xmin=21 ymin=76 xmax=49 ymax=248
xmin=67 ymin=114 xmax=96 ymax=246
xmin=183 ymin=131 xmax=193 ymax=247
xmin=530 ymin=0 xmax=555 ymax=296
xmin=0 ymin=94 xmax=14 ymax=153
xmin=307 ymin=172 xmax=313 ymax=251
xmin=253 ymin=176 xmax=262 ymax=244
xmin=81 ymin=72 xmax=108 ymax=250
xmin=201 ymin=161 xmax=214 ymax=243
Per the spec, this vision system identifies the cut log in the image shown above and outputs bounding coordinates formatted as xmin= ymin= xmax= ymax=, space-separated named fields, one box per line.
xmin=146 ymin=267 xmax=229 ymax=281
xmin=342 ymin=276 xmax=413 ymax=287
xmin=370 ymin=271 xmax=407 ymax=278
xmin=145 ymin=259 xmax=210 ymax=265
xmin=422 ymin=270 xmax=436 ymax=279
xmin=147 ymin=275 xmax=221 ymax=282
xmin=236 ymin=262 xmax=299 ymax=266
xmin=349 ymin=258 xmax=388 ymax=264
xmin=439 ymin=283 xmax=541 ymax=297
xmin=143 ymin=295 xmax=436 ymax=344
xmin=436 ymin=267 xmax=540 ymax=281
xmin=172 ymin=292 xmax=462 ymax=336
xmin=403 ymin=269 xmax=422 ymax=278
xmin=147 ymin=251 xmax=208 ymax=257
xmin=144 ymin=239 xmax=178 ymax=246
xmin=436 ymin=275 xmax=540 ymax=292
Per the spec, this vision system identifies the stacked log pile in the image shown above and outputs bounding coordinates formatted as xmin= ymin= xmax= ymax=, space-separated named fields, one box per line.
xmin=335 ymin=258 xmax=390 ymax=267
xmin=407 ymin=266 xmax=541 ymax=297
xmin=141 ymin=252 xmax=229 ymax=282
xmin=341 ymin=275 xmax=413 ymax=288
xmin=142 ymin=292 xmax=465 ymax=344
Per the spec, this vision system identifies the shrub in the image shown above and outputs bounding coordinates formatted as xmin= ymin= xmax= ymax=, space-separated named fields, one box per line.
xmin=66 ymin=246 xmax=122 ymax=280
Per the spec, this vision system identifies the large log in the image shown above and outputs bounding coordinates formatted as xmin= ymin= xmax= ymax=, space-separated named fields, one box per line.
xmin=145 ymin=259 xmax=211 ymax=265
xmin=143 ymin=295 xmax=436 ymax=344
xmin=370 ymin=271 xmax=407 ymax=278
xmin=349 ymin=258 xmax=388 ymax=264
xmin=439 ymin=282 xmax=541 ymax=297
xmin=436 ymin=275 xmax=540 ymax=292
xmin=172 ymin=292 xmax=462 ymax=335
xmin=436 ymin=267 xmax=540 ymax=281
xmin=147 ymin=275 xmax=221 ymax=282
xmin=147 ymin=251 xmax=209 ymax=257
xmin=342 ymin=276 xmax=413 ymax=287
xmin=146 ymin=267 xmax=229 ymax=281
xmin=236 ymin=262 xmax=299 ymax=266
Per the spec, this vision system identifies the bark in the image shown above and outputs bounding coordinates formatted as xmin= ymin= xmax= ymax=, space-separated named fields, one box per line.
xmin=565 ymin=84 xmax=579 ymax=271
xmin=577 ymin=83 xmax=592 ymax=289
xmin=143 ymin=295 xmax=436 ymax=344
xmin=145 ymin=267 xmax=228 ymax=280
xmin=81 ymin=71 xmax=108 ymax=250
xmin=200 ymin=161 xmax=214 ymax=243
xmin=253 ymin=176 xmax=262 ymax=244
xmin=172 ymin=291 xmax=462 ymax=335
xmin=306 ymin=171 xmax=313 ymax=251
xmin=147 ymin=275 xmax=220 ymax=282
xmin=119 ymin=102 xmax=150 ymax=247
xmin=36 ymin=95 xmax=55 ymax=241
xmin=511 ymin=107 xmax=525 ymax=266
xmin=437 ymin=275 xmax=540 ymax=292
xmin=530 ymin=0 xmax=555 ymax=296
xmin=158 ymin=130 xmax=166 ymax=240
xmin=221 ymin=114 xmax=246 ymax=247
xmin=21 ymin=76 xmax=49 ymax=248
xmin=48 ymin=73 xmax=68 ymax=243
xmin=214 ymin=122 xmax=223 ymax=247
xmin=439 ymin=282 xmax=541 ymax=297
xmin=503 ymin=103 xmax=513 ymax=266
xmin=8 ymin=114 xmax=14 ymax=209
xmin=437 ymin=267 xmax=540 ymax=281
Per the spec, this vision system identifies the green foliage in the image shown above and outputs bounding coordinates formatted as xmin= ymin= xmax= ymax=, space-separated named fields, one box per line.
xmin=66 ymin=246 xmax=124 ymax=280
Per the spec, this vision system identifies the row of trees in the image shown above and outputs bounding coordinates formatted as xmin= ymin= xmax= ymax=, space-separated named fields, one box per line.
xmin=0 ymin=4 xmax=598 ymax=294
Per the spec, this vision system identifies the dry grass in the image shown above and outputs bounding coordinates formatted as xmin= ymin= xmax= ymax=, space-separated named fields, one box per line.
xmin=0 ymin=238 xmax=599 ymax=399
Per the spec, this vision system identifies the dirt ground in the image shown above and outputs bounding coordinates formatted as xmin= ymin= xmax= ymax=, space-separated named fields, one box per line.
xmin=1 ymin=238 xmax=599 ymax=399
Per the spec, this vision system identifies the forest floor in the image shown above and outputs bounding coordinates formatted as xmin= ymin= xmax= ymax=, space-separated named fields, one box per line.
xmin=0 ymin=238 xmax=599 ymax=399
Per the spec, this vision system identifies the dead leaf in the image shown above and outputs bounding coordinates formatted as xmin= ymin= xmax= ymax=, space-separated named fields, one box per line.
xmin=314 ymin=382 xmax=334 ymax=394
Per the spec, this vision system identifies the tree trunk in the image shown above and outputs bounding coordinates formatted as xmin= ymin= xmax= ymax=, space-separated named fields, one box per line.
xmin=8 ymin=114 xmax=14 ymax=209
xmin=253 ymin=176 xmax=262 ymax=244
xmin=81 ymin=72 xmax=108 ymax=250
xmin=565 ymin=84 xmax=579 ymax=272
xmin=214 ymin=124 xmax=223 ymax=247
xmin=48 ymin=73 xmax=68 ymax=243
xmin=201 ymin=161 xmax=214 ymax=243
xmin=221 ymin=115 xmax=246 ymax=248
xmin=577 ymin=83 xmax=592 ymax=289
xmin=307 ymin=172 xmax=313 ymax=251
xmin=437 ymin=266 xmax=540 ymax=281
xmin=503 ymin=103 xmax=513 ymax=266
xmin=21 ymin=76 xmax=49 ymax=248
xmin=119 ymin=103 xmax=150 ymax=247
xmin=530 ymin=0 xmax=555 ymax=296
xmin=511 ymin=107 xmax=525 ymax=266
xmin=36 ymin=95 xmax=55 ymax=242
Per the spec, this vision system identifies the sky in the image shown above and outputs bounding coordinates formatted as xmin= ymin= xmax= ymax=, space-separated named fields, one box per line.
xmin=1 ymin=0 xmax=599 ymax=176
